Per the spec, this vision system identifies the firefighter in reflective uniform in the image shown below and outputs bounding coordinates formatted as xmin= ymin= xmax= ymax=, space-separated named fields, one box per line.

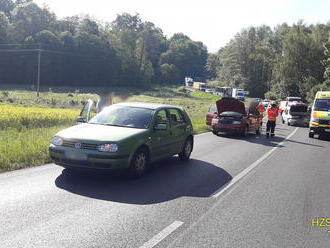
xmin=266 ymin=101 xmax=278 ymax=138
xmin=257 ymin=103 xmax=265 ymax=126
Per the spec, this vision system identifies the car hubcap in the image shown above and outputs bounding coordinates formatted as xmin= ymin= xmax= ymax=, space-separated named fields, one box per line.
xmin=185 ymin=140 xmax=192 ymax=156
xmin=135 ymin=153 xmax=146 ymax=172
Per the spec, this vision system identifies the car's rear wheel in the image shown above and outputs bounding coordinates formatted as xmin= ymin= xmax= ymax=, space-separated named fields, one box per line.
xmin=128 ymin=148 xmax=148 ymax=178
xmin=308 ymin=132 xmax=314 ymax=138
xmin=179 ymin=137 xmax=193 ymax=161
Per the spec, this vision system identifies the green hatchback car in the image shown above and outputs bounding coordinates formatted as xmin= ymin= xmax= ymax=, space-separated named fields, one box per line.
xmin=49 ymin=102 xmax=194 ymax=177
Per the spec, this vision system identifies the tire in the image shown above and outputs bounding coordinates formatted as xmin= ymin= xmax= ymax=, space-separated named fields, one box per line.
xmin=179 ymin=137 xmax=193 ymax=161
xmin=282 ymin=118 xmax=285 ymax=124
xmin=212 ymin=130 xmax=217 ymax=135
xmin=241 ymin=125 xmax=249 ymax=137
xmin=128 ymin=148 xmax=148 ymax=178
xmin=309 ymin=132 xmax=314 ymax=138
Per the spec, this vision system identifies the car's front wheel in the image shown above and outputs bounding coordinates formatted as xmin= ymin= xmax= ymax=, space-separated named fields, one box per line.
xmin=179 ymin=137 xmax=193 ymax=161
xmin=241 ymin=125 xmax=249 ymax=137
xmin=128 ymin=148 xmax=148 ymax=178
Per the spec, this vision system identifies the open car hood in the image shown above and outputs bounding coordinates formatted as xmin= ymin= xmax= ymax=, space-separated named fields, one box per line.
xmin=216 ymin=97 xmax=246 ymax=115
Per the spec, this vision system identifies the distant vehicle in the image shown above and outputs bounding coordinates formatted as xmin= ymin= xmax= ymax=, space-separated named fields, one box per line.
xmin=309 ymin=91 xmax=330 ymax=138
xmin=282 ymin=103 xmax=309 ymax=127
xmin=285 ymin=97 xmax=302 ymax=107
xmin=205 ymin=88 xmax=213 ymax=94
xmin=193 ymin=82 xmax=206 ymax=91
xmin=278 ymin=101 xmax=287 ymax=115
xmin=206 ymin=104 xmax=218 ymax=125
xmin=214 ymin=87 xmax=232 ymax=97
xmin=232 ymin=88 xmax=245 ymax=101
xmin=262 ymin=99 xmax=271 ymax=107
xmin=211 ymin=97 xmax=262 ymax=137
xmin=49 ymin=102 xmax=194 ymax=177
xmin=185 ymin=77 xmax=194 ymax=87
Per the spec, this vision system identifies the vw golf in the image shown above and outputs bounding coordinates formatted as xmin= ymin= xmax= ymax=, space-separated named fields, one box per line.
xmin=49 ymin=102 xmax=194 ymax=177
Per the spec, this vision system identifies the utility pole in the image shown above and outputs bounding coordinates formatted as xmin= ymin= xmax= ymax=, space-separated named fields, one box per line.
xmin=37 ymin=47 xmax=41 ymax=97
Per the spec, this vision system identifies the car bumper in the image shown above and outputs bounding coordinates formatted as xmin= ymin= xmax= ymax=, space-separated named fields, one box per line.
xmin=288 ymin=118 xmax=309 ymax=126
xmin=212 ymin=123 xmax=243 ymax=134
xmin=49 ymin=145 xmax=130 ymax=170
xmin=309 ymin=125 xmax=330 ymax=135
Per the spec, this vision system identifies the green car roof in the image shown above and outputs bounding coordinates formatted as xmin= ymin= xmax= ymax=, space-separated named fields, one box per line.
xmin=115 ymin=102 xmax=184 ymax=111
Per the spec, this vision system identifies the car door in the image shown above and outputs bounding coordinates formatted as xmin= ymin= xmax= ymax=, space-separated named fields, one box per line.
xmin=168 ymin=108 xmax=187 ymax=154
xmin=206 ymin=104 xmax=217 ymax=125
xmin=77 ymin=99 xmax=95 ymax=123
xmin=149 ymin=109 xmax=172 ymax=160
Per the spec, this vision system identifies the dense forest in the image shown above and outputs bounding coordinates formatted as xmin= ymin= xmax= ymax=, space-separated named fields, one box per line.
xmin=0 ymin=0 xmax=207 ymax=88
xmin=207 ymin=22 xmax=330 ymax=100
xmin=0 ymin=0 xmax=330 ymax=100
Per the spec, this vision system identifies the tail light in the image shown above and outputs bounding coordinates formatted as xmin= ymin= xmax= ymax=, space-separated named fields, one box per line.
xmin=211 ymin=118 xmax=219 ymax=125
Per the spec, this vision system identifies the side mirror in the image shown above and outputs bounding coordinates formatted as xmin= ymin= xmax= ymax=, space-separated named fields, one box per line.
xmin=154 ymin=123 xmax=167 ymax=130
xmin=76 ymin=116 xmax=86 ymax=123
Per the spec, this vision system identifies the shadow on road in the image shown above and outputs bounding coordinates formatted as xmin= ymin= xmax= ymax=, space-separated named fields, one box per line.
xmin=55 ymin=158 xmax=232 ymax=205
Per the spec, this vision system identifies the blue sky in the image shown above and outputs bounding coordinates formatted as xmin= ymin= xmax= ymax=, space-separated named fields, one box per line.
xmin=34 ymin=0 xmax=330 ymax=52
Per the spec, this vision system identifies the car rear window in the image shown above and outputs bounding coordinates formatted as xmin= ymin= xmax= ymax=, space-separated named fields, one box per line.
xmin=290 ymin=105 xmax=307 ymax=113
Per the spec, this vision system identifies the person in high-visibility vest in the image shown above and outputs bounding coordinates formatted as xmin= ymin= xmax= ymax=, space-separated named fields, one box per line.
xmin=266 ymin=101 xmax=278 ymax=138
xmin=258 ymin=103 xmax=265 ymax=116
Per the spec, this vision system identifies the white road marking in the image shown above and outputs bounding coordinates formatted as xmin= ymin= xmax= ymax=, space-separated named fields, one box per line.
xmin=139 ymin=221 xmax=184 ymax=248
xmin=211 ymin=127 xmax=298 ymax=198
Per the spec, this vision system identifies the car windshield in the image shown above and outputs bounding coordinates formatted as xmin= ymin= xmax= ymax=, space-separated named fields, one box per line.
xmin=89 ymin=105 xmax=153 ymax=129
xmin=314 ymin=99 xmax=330 ymax=111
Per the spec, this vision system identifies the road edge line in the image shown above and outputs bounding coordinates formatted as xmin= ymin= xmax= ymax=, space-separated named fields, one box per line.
xmin=139 ymin=221 xmax=184 ymax=248
xmin=211 ymin=127 xmax=298 ymax=198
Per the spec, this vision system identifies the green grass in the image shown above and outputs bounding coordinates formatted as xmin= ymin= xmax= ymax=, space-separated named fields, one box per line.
xmin=0 ymin=126 xmax=69 ymax=171
xmin=0 ymin=86 xmax=220 ymax=171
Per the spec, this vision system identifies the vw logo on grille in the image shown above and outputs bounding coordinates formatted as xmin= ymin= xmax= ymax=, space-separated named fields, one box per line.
xmin=75 ymin=143 xmax=82 ymax=149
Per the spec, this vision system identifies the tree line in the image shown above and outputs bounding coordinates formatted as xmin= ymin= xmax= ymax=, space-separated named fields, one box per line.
xmin=0 ymin=0 xmax=207 ymax=88
xmin=207 ymin=22 xmax=330 ymax=100
xmin=1 ymin=0 xmax=330 ymax=100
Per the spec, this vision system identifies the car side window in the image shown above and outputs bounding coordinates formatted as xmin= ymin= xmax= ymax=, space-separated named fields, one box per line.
xmin=168 ymin=109 xmax=185 ymax=126
xmin=154 ymin=109 xmax=168 ymax=125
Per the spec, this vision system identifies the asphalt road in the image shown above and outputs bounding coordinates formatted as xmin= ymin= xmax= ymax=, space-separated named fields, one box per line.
xmin=1 ymin=121 xmax=330 ymax=248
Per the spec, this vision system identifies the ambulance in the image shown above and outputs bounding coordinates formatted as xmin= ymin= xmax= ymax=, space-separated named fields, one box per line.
xmin=309 ymin=91 xmax=330 ymax=138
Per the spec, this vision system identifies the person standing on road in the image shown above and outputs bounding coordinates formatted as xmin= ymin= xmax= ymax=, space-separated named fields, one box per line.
xmin=257 ymin=102 xmax=265 ymax=126
xmin=266 ymin=101 xmax=278 ymax=138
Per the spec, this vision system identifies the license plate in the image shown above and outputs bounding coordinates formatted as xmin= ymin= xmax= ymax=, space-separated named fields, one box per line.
xmin=325 ymin=129 xmax=330 ymax=132
xmin=65 ymin=152 xmax=87 ymax=160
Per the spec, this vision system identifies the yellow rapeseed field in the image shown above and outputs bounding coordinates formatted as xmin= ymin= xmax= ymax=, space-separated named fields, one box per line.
xmin=0 ymin=105 xmax=79 ymax=130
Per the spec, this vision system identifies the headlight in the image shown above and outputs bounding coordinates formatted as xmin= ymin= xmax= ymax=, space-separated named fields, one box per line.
xmin=52 ymin=136 xmax=63 ymax=146
xmin=232 ymin=121 xmax=241 ymax=124
xmin=311 ymin=118 xmax=319 ymax=123
xmin=98 ymin=144 xmax=118 ymax=152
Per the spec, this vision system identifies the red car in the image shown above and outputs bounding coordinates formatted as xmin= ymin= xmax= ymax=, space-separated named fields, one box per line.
xmin=211 ymin=98 xmax=262 ymax=136
xmin=206 ymin=104 xmax=218 ymax=125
